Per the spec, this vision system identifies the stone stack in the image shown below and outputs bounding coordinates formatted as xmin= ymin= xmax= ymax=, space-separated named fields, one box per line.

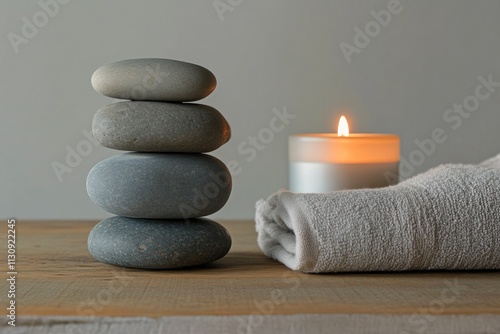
xmin=86 ymin=58 xmax=232 ymax=269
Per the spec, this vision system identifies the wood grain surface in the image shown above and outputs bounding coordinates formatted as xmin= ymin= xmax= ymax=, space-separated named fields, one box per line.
xmin=1 ymin=220 xmax=500 ymax=318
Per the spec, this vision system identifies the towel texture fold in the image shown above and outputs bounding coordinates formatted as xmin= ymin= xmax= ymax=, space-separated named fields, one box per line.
xmin=255 ymin=154 xmax=500 ymax=273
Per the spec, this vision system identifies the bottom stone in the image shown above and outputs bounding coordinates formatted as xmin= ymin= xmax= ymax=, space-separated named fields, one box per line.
xmin=88 ymin=216 xmax=232 ymax=269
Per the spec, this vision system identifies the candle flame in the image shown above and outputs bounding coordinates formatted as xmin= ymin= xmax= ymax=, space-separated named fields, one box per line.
xmin=338 ymin=115 xmax=349 ymax=137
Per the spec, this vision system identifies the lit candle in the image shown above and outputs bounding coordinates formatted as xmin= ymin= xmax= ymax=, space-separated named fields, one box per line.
xmin=289 ymin=115 xmax=400 ymax=193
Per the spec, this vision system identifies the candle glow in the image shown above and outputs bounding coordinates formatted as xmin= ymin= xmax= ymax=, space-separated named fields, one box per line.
xmin=337 ymin=116 xmax=349 ymax=137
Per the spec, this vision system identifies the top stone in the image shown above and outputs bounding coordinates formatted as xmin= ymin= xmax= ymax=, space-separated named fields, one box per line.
xmin=91 ymin=58 xmax=217 ymax=102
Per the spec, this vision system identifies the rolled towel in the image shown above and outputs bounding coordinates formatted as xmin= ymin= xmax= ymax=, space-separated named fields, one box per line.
xmin=255 ymin=154 xmax=500 ymax=273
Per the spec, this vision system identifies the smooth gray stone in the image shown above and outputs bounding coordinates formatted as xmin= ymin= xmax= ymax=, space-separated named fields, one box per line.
xmin=93 ymin=101 xmax=231 ymax=153
xmin=86 ymin=153 xmax=232 ymax=218
xmin=88 ymin=216 xmax=232 ymax=269
xmin=91 ymin=58 xmax=216 ymax=102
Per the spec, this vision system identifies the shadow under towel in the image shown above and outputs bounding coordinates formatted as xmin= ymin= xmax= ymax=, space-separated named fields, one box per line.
xmin=255 ymin=154 xmax=500 ymax=273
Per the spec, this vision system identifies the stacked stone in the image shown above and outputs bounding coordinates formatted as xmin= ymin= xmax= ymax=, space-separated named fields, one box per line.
xmin=86 ymin=58 xmax=232 ymax=269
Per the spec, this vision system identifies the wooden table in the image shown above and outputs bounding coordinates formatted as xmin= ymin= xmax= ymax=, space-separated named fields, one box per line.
xmin=2 ymin=220 xmax=500 ymax=334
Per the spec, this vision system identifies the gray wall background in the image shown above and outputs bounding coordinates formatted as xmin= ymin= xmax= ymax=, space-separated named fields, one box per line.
xmin=1 ymin=0 xmax=499 ymax=220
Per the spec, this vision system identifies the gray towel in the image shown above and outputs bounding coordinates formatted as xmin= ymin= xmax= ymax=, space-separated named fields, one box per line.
xmin=255 ymin=154 xmax=500 ymax=273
